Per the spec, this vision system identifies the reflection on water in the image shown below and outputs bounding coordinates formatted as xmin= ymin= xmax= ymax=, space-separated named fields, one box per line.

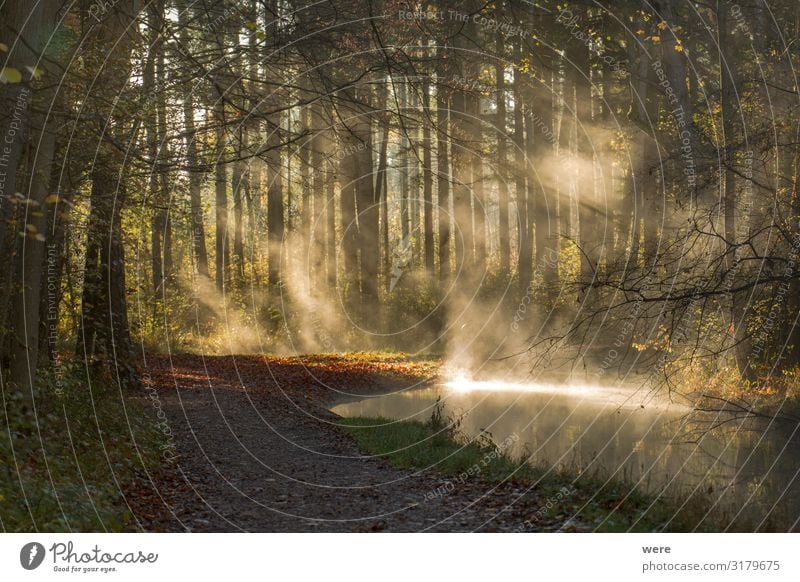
xmin=333 ymin=381 xmax=800 ymax=527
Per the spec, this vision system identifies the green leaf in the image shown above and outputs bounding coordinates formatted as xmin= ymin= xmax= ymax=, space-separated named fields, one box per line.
xmin=0 ymin=66 xmax=22 ymax=83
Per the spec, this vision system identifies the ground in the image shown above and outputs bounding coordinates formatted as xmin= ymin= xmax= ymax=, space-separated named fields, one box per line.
xmin=124 ymin=354 xmax=568 ymax=532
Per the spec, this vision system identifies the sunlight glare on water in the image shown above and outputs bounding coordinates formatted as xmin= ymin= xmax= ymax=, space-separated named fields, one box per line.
xmin=444 ymin=376 xmax=601 ymax=397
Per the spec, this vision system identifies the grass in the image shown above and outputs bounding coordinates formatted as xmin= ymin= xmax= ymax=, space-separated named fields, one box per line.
xmin=0 ymin=362 xmax=165 ymax=531
xmin=339 ymin=401 xmax=732 ymax=532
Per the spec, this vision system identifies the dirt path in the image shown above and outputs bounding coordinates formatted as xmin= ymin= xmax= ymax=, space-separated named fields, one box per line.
xmin=125 ymin=355 xmax=557 ymax=532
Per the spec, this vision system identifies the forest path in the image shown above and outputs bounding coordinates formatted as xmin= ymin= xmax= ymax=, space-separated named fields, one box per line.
xmin=125 ymin=354 xmax=557 ymax=532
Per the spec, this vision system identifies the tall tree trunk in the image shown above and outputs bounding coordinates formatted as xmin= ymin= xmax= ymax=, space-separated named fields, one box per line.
xmin=232 ymin=127 xmax=246 ymax=281
xmin=266 ymin=111 xmax=284 ymax=288
xmin=74 ymin=0 xmax=139 ymax=391
xmin=145 ymin=0 xmax=165 ymax=295
xmin=180 ymin=0 xmax=209 ymax=279
xmin=310 ymin=102 xmax=327 ymax=293
xmin=496 ymin=31 xmax=511 ymax=274
xmin=575 ymin=63 xmax=597 ymax=295
xmin=298 ymin=102 xmax=311 ymax=289
xmin=422 ymin=77 xmax=435 ymax=272
xmin=436 ymin=52 xmax=451 ymax=282
xmin=374 ymin=83 xmax=391 ymax=291
xmin=450 ymin=49 xmax=472 ymax=273
xmin=718 ymin=3 xmax=752 ymax=378
xmin=557 ymin=70 xmax=573 ymax=261
xmin=0 ymin=2 xmax=37 ymax=362
xmin=326 ymin=153 xmax=337 ymax=290
xmin=354 ymin=86 xmax=378 ymax=308
xmin=514 ymin=39 xmax=532 ymax=294
xmin=339 ymin=126 xmax=358 ymax=298
xmin=399 ymin=80 xmax=410 ymax=242
xmin=214 ymin=101 xmax=228 ymax=292
xmin=468 ymin=90 xmax=485 ymax=269
xmin=8 ymin=0 xmax=60 ymax=391
xmin=532 ymin=70 xmax=557 ymax=288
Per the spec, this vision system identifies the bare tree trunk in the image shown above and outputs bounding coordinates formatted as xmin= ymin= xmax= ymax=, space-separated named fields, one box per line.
xmin=339 ymin=125 xmax=358 ymax=297
xmin=575 ymin=63 xmax=597 ymax=295
xmin=326 ymin=154 xmax=337 ymax=290
xmin=354 ymin=86 xmax=378 ymax=308
xmin=422 ymin=77 xmax=435 ymax=272
xmin=469 ymin=91 xmax=485 ymax=270
xmin=557 ymin=71 xmax=573 ymax=257
xmin=214 ymin=102 xmax=228 ymax=292
xmin=496 ymin=31 xmax=511 ymax=274
xmin=719 ymin=3 xmax=752 ymax=378
xmin=399 ymin=80 xmax=410 ymax=242
xmin=266 ymin=111 xmax=284 ymax=288
xmin=180 ymin=1 xmax=209 ymax=280
xmin=514 ymin=38 xmax=532 ymax=293
xmin=532 ymin=70 xmax=557 ymax=288
xmin=310 ymin=102 xmax=327 ymax=293
xmin=436 ymin=53 xmax=451 ymax=282
xmin=374 ymin=83 xmax=391 ymax=291
xmin=145 ymin=0 xmax=164 ymax=295
xmin=450 ymin=57 xmax=472 ymax=272
xmin=298 ymin=102 xmax=311 ymax=289
xmin=232 ymin=127 xmax=246 ymax=281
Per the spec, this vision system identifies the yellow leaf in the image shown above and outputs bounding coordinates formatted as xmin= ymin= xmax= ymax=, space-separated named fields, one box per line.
xmin=0 ymin=66 xmax=22 ymax=83
xmin=35 ymin=233 xmax=46 ymax=242
xmin=26 ymin=65 xmax=44 ymax=80
xmin=45 ymin=194 xmax=60 ymax=204
xmin=657 ymin=20 xmax=667 ymax=30
xmin=26 ymin=223 xmax=38 ymax=233
xmin=0 ymin=43 xmax=8 ymax=52
xmin=650 ymin=35 xmax=661 ymax=43
xmin=674 ymin=43 xmax=683 ymax=52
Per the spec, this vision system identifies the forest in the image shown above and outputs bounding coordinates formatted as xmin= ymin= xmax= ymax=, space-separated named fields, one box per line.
xmin=1 ymin=0 xmax=800 ymax=533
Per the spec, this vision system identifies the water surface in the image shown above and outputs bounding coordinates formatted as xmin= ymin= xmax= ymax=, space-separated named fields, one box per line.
xmin=333 ymin=379 xmax=800 ymax=528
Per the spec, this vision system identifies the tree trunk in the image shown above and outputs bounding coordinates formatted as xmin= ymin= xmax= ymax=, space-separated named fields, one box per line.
xmin=575 ymin=63 xmax=597 ymax=295
xmin=719 ymin=3 xmax=752 ymax=378
xmin=468 ymin=90 xmax=485 ymax=270
xmin=532 ymin=70 xmax=557 ymax=288
xmin=266 ymin=111 xmax=284 ymax=288
xmin=436 ymin=52 xmax=451 ymax=282
xmin=0 ymin=2 xmax=38 ymax=363
xmin=496 ymin=32 xmax=511 ymax=274
xmin=232 ymin=127 xmax=246 ymax=281
xmin=353 ymin=86 xmax=378 ymax=308
xmin=514 ymin=39 xmax=532 ymax=293
xmin=8 ymin=0 xmax=60 ymax=391
xmin=214 ymin=101 xmax=228 ymax=292
xmin=422 ymin=77 xmax=435 ymax=272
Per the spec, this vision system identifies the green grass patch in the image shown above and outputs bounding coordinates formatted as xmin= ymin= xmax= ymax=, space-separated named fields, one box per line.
xmin=1 ymin=362 xmax=166 ymax=531
xmin=339 ymin=407 xmax=730 ymax=532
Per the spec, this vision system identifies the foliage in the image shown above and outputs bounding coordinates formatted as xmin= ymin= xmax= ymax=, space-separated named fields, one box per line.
xmin=0 ymin=362 xmax=163 ymax=531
